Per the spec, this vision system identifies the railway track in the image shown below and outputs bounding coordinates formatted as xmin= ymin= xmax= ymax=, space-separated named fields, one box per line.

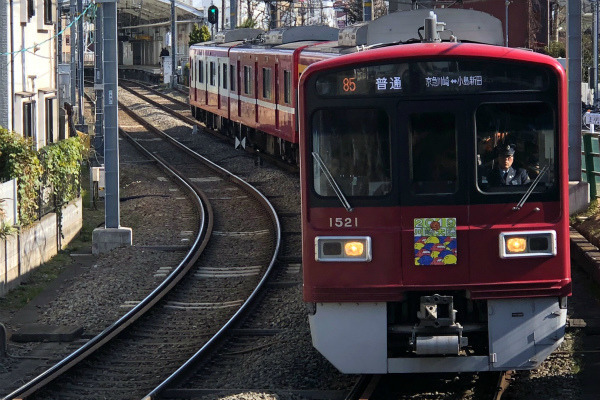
xmin=3 ymin=87 xmax=281 ymax=400
xmin=119 ymin=79 xmax=298 ymax=172
xmin=345 ymin=371 xmax=514 ymax=400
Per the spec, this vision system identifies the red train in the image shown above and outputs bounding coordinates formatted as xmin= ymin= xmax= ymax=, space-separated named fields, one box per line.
xmin=191 ymin=9 xmax=570 ymax=374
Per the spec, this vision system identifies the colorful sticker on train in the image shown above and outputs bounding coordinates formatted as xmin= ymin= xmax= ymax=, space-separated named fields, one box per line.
xmin=414 ymin=218 xmax=457 ymax=266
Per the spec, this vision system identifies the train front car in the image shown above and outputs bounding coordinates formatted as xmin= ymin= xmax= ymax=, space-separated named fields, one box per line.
xmin=299 ymin=42 xmax=570 ymax=374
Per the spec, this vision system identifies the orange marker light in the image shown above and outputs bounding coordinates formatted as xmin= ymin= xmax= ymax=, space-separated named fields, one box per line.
xmin=506 ymin=237 xmax=527 ymax=253
xmin=345 ymin=242 xmax=364 ymax=257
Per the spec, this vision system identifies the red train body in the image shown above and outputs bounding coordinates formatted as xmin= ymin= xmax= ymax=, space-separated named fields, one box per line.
xmin=190 ymin=10 xmax=571 ymax=375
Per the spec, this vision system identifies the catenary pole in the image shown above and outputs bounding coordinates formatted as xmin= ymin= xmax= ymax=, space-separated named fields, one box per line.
xmin=568 ymin=0 xmax=582 ymax=180
xmin=94 ymin=1 xmax=104 ymax=157
xmin=171 ymin=0 xmax=176 ymax=89
xmin=99 ymin=0 xmax=120 ymax=228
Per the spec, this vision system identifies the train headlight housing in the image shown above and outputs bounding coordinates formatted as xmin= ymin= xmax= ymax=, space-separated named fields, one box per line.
xmin=315 ymin=236 xmax=372 ymax=262
xmin=499 ymin=230 xmax=556 ymax=258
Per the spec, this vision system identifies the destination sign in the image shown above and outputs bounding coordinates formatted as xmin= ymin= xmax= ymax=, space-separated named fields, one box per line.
xmin=314 ymin=60 xmax=551 ymax=97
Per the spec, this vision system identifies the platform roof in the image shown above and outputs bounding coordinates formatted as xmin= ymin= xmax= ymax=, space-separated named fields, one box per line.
xmin=116 ymin=0 xmax=204 ymax=29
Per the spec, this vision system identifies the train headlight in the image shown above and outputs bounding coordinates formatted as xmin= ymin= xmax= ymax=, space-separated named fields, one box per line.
xmin=315 ymin=237 xmax=372 ymax=262
xmin=506 ymin=237 xmax=527 ymax=253
xmin=499 ymin=231 xmax=556 ymax=258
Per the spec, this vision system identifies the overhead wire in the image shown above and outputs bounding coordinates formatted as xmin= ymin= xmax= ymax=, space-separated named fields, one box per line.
xmin=0 ymin=1 xmax=97 ymax=57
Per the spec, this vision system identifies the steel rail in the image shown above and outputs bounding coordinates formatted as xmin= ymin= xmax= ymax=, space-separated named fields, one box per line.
xmin=119 ymin=81 xmax=299 ymax=173
xmin=3 ymin=128 xmax=211 ymax=400
xmin=117 ymin=105 xmax=282 ymax=400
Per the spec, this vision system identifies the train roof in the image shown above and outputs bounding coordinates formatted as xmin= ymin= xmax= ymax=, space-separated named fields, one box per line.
xmin=300 ymin=42 xmax=565 ymax=81
xmin=262 ymin=26 xmax=339 ymax=45
xmin=364 ymin=9 xmax=504 ymax=46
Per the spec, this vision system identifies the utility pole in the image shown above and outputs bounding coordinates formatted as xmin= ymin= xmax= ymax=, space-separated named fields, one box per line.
xmin=567 ymin=0 xmax=582 ymax=181
xmin=230 ymin=0 xmax=237 ymax=29
xmin=70 ymin=0 xmax=76 ymax=120
xmin=363 ymin=0 xmax=372 ymax=21
xmin=171 ymin=0 xmax=177 ymax=89
xmin=505 ymin=0 xmax=510 ymax=46
xmin=94 ymin=1 xmax=104 ymax=157
xmin=92 ymin=0 xmax=132 ymax=254
xmin=594 ymin=0 xmax=599 ymax=107
xmin=77 ymin=0 xmax=85 ymax=127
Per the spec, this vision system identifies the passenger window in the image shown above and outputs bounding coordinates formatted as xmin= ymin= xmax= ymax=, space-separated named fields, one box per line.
xmin=244 ymin=66 xmax=252 ymax=95
xmin=198 ymin=61 xmax=203 ymax=83
xmin=230 ymin=64 xmax=236 ymax=91
xmin=263 ymin=68 xmax=272 ymax=99
xmin=312 ymin=108 xmax=391 ymax=197
xmin=284 ymin=70 xmax=291 ymax=104
xmin=210 ymin=62 xmax=215 ymax=86
xmin=223 ymin=64 xmax=227 ymax=89
xmin=476 ymin=103 xmax=555 ymax=192
xmin=409 ymin=112 xmax=457 ymax=194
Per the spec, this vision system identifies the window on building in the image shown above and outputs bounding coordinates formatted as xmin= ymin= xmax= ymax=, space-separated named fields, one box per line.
xmin=44 ymin=0 xmax=53 ymax=24
xmin=45 ymin=97 xmax=55 ymax=144
xmin=263 ymin=68 xmax=272 ymax=99
xmin=27 ymin=0 xmax=35 ymax=20
xmin=23 ymin=102 xmax=35 ymax=139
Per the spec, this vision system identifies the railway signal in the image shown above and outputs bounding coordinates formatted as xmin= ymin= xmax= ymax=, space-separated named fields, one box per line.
xmin=208 ymin=5 xmax=218 ymax=24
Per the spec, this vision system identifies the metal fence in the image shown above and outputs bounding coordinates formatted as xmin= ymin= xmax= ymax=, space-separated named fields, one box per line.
xmin=582 ymin=130 xmax=600 ymax=198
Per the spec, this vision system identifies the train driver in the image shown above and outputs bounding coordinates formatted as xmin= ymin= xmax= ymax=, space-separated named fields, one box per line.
xmin=484 ymin=144 xmax=531 ymax=186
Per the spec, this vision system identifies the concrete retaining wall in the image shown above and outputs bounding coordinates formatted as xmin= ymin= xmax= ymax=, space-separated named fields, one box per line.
xmin=0 ymin=197 xmax=82 ymax=297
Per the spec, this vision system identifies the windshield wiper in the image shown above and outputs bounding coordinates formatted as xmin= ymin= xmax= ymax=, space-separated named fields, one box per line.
xmin=513 ymin=165 xmax=550 ymax=211
xmin=312 ymin=152 xmax=353 ymax=212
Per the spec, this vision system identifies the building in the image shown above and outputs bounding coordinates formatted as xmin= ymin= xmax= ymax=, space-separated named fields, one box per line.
xmin=1 ymin=0 xmax=59 ymax=148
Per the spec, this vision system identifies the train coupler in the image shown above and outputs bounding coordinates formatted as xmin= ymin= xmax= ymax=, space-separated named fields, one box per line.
xmin=410 ymin=294 xmax=468 ymax=355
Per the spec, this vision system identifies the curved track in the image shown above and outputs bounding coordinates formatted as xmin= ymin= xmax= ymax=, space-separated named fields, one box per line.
xmin=3 ymin=88 xmax=281 ymax=400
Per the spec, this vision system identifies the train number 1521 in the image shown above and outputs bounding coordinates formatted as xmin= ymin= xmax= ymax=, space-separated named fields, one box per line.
xmin=329 ymin=217 xmax=358 ymax=228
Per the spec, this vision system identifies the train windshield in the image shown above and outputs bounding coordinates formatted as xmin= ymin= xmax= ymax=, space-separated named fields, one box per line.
xmin=312 ymin=108 xmax=392 ymax=197
xmin=410 ymin=112 xmax=457 ymax=194
xmin=476 ymin=102 xmax=556 ymax=193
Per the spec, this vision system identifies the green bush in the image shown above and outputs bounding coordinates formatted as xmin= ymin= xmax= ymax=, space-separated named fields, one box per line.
xmin=0 ymin=128 xmax=86 ymax=229
xmin=0 ymin=128 xmax=42 ymax=225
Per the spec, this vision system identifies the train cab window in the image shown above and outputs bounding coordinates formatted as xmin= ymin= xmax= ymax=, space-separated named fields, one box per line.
xmin=198 ymin=61 xmax=204 ymax=83
xmin=409 ymin=112 xmax=457 ymax=194
xmin=476 ymin=103 xmax=556 ymax=193
xmin=284 ymin=70 xmax=291 ymax=104
xmin=210 ymin=62 xmax=216 ymax=86
xmin=312 ymin=108 xmax=391 ymax=197
xmin=230 ymin=64 xmax=236 ymax=91
xmin=244 ymin=66 xmax=253 ymax=95
xmin=263 ymin=68 xmax=272 ymax=99
xmin=222 ymin=64 xmax=228 ymax=89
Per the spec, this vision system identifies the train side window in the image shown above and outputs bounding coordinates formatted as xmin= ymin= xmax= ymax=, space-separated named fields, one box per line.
xmin=223 ymin=64 xmax=228 ymax=89
xmin=409 ymin=112 xmax=457 ymax=195
xmin=198 ymin=61 xmax=203 ymax=83
xmin=230 ymin=64 xmax=235 ymax=91
xmin=210 ymin=61 xmax=216 ymax=86
xmin=312 ymin=108 xmax=391 ymax=197
xmin=284 ymin=70 xmax=291 ymax=104
xmin=476 ymin=102 xmax=555 ymax=193
xmin=263 ymin=68 xmax=272 ymax=99
xmin=244 ymin=66 xmax=252 ymax=95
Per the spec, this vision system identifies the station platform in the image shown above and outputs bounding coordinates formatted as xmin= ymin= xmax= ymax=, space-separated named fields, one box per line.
xmin=118 ymin=64 xmax=163 ymax=84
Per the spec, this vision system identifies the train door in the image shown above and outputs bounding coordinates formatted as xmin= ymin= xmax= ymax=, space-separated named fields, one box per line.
xmin=254 ymin=61 xmax=259 ymax=124
xmin=193 ymin=53 xmax=198 ymax=102
xmin=398 ymin=100 xmax=471 ymax=285
xmin=237 ymin=60 xmax=242 ymax=118
xmin=274 ymin=63 xmax=280 ymax=129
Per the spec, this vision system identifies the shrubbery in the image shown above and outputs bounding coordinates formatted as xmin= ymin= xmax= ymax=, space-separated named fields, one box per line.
xmin=0 ymin=127 xmax=86 ymax=229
